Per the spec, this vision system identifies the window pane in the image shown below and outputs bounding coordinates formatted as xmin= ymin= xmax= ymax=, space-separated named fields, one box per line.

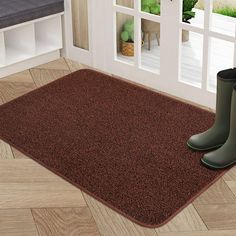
xmin=141 ymin=19 xmax=160 ymax=74
xmin=180 ymin=31 xmax=203 ymax=87
xmin=141 ymin=0 xmax=161 ymax=16
xmin=208 ymin=38 xmax=234 ymax=92
xmin=116 ymin=13 xmax=135 ymax=64
xmin=116 ymin=0 xmax=134 ymax=8
xmin=184 ymin=0 xmax=203 ymax=28
xmin=211 ymin=0 xmax=236 ymax=37
xmin=72 ymin=0 xmax=89 ymax=50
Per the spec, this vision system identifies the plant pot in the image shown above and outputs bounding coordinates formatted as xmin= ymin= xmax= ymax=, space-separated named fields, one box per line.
xmin=182 ymin=30 xmax=189 ymax=42
xmin=142 ymin=19 xmax=160 ymax=34
xmin=121 ymin=41 xmax=134 ymax=56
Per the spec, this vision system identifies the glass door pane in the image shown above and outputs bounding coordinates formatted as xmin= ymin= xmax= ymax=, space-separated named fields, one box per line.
xmin=180 ymin=31 xmax=203 ymax=87
xmin=116 ymin=13 xmax=135 ymax=65
xmin=187 ymin=0 xmax=204 ymax=28
xmin=72 ymin=0 xmax=89 ymax=50
xmin=141 ymin=18 xmax=160 ymax=73
xmin=208 ymin=38 xmax=234 ymax=92
xmin=141 ymin=0 xmax=161 ymax=16
xmin=179 ymin=0 xmax=204 ymax=86
xmin=116 ymin=0 xmax=134 ymax=8
xmin=140 ymin=0 xmax=161 ymax=73
xmin=211 ymin=0 xmax=236 ymax=37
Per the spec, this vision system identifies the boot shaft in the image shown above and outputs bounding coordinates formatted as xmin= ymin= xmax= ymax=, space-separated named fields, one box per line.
xmin=229 ymin=84 xmax=236 ymax=140
xmin=214 ymin=68 xmax=236 ymax=129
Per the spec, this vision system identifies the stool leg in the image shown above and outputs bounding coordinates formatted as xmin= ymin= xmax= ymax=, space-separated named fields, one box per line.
xmin=156 ymin=33 xmax=160 ymax=46
xmin=142 ymin=32 xmax=146 ymax=43
xmin=148 ymin=33 xmax=151 ymax=50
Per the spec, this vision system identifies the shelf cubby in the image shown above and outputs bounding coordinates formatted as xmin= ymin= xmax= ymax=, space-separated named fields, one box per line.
xmin=35 ymin=16 xmax=62 ymax=55
xmin=4 ymin=24 xmax=35 ymax=66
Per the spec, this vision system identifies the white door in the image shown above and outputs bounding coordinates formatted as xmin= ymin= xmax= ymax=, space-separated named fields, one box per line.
xmin=65 ymin=0 xmax=236 ymax=109
xmin=97 ymin=0 xmax=236 ymax=109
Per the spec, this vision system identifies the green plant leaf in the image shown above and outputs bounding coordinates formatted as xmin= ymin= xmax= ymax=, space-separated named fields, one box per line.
xmin=184 ymin=11 xmax=196 ymax=17
xmin=214 ymin=6 xmax=236 ymax=18
xmin=121 ymin=31 xmax=129 ymax=42
xmin=141 ymin=5 xmax=150 ymax=13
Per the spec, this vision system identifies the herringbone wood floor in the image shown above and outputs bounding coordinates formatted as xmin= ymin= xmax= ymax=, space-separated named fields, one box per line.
xmin=1 ymin=58 xmax=236 ymax=236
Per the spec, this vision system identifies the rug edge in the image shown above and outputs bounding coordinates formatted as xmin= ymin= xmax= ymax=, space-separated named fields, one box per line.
xmin=0 ymin=68 xmax=215 ymax=118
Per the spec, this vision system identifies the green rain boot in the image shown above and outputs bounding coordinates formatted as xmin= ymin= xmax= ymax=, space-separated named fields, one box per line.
xmin=187 ymin=68 xmax=236 ymax=151
xmin=202 ymin=83 xmax=236 ymax=169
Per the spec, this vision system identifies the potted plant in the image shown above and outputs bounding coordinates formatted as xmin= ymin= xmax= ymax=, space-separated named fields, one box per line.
xmin=120 ymin=20 xmax=134 ymax=56
xmin=182 ymin=0 xmax=198 ymax=41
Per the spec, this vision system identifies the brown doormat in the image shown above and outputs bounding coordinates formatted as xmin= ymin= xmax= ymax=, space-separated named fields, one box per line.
xmin=0 ymin=69 xmax=226 ymax=227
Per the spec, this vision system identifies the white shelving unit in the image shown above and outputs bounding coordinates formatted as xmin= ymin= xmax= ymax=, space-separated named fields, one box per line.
xmin=0 ymin=13 xmax=63 ymax=78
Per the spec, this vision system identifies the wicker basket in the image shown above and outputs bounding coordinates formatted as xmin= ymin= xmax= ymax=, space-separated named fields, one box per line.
xmin=121 ymin=41 xmax=134 ymax=57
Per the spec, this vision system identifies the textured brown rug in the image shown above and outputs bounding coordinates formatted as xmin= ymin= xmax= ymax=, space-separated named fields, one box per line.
xmin=0 ymin=69 xmax=226 ymax=227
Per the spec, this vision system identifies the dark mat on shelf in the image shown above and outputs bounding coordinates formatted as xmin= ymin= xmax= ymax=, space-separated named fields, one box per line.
xmin=0 ymin=0 xmax=64 ymax=29
xmin=0 ymin=69 xmax=226 ymax=227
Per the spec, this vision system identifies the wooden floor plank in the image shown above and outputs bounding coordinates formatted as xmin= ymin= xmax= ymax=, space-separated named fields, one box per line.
xmin=32 ymin=207 xmax=100 ymax=236
xmin=83 ymin=193 xmax=158 ymax=236
xmin=0 ymin=182 xmax=86 ymax=209
xmin=158 ymin=230 xmax=236 ymax=236
xmin=156 ymin=205 xmax=207 ymax=233
xmin=0 ymin=233 xmax=38 ymax=236
xmin=0 ymin=209 xmax=38 ymax=235
xmin=225 ymin=181 xmax=236 ymax=197
xmin=30 ymin=58 xmax=71 ymax=88
xmin=30 ymin=68 xmax=71 ymax=88
xmin=0 ymin=96 xmax=4 ymax=105
xmin=223 ymin=166 xmax=236 ymax=181
xmin=0 ymin=159 xmax=62 ymax=182
xmin=0 ymin=140 xmax=14 ymax=159
xmin=65 ymin=58 xmax=89 ymax=72
xmin=11 ymin=147 xmax=29 ymax=159
xmin=193 ymin=179 xmax=236 ymax=205
xmin=0 ymin=70 xmax=33 ymax=83
xmin=0 ymin=159 xmax=87 ymax=209
xmin=0 ymin=70 xmax=36 ymax=103
xmin=194 ymin=204 xmax=236 ymax=230
xmin=0 ymin=81 xmax=36 ymax=103
xmin=34 ymin=58 xmax=70 ymax=71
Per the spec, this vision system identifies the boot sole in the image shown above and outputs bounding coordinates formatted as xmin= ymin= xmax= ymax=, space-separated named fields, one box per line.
xmin=186 ymin=142 xmax=223 ymax=152
xmin=201 ymin=158 xmax=236 ymax=170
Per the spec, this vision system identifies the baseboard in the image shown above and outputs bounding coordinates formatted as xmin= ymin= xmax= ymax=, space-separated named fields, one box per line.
xmin=0 ymin=50 xmax=60 ymax=78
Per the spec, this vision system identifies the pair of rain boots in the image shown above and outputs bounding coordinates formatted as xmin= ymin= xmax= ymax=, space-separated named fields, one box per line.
xmin=187 ymin=68 xmax=236 ymax=169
